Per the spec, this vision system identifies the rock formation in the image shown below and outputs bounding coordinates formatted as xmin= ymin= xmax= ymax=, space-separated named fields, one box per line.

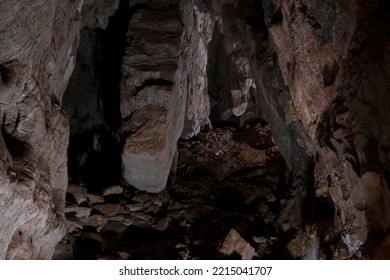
xmin=120 ymin=0 xmax=185 ymax=193
xmin=0 ymin=0 xmax=119 ymax=259
xmin=0 ymin=0 xmax=389 ymax=259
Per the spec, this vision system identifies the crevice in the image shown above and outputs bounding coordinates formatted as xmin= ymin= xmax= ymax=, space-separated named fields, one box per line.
xmin=0 ymin=64 xmax=13 ymax=85
xmin=135 ymin=78 xmax=173 ymax=93
xmin=97 ymin=0 xmax=133 ymax=132
xmin=1 ymin=129 xmax=29 ymax=159
xmin=0 ymin=61 xmax=17 ymax=85
xmin=323 ymin=61 xmax=339 ymax=87
xmin=268 ymin=7 xmax=283 ymax=25
xmin=63 ymin=0 xmax=133 ymax=192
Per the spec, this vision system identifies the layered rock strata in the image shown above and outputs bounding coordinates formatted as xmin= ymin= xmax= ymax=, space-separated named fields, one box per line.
xmin=0 ymin=0 xmax=119 ymax=259
xmin=0 ymin=0 xmax=81 ymax=259
xmin=120 ymin=0 xmax=186 ymax=192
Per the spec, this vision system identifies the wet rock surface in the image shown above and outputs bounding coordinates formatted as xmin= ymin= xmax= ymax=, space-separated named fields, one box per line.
xmin=57 ymin=122 xmax=286 ymax=259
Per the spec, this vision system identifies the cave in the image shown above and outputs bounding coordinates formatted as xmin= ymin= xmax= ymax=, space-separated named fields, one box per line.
xmin=62 ymin=0 xmax=129 ymax=192
xmin=0 ymin=0 xmax=389 ymax=260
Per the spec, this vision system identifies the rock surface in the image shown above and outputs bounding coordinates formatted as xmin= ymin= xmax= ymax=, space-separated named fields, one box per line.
xmin=0 ymin=0 xmax=120 ymax=259
xmin=120 ymin=0 xmax=186 ymax=192
xmin=1 ymin=0 xmax=389 ymax=260
xmin=60 ymin=122 xmax=285 ymax=259
xmin=0 ymin=0 xmax=81 ymax=259
xmin=258 ymin=0 xmax=390 ymax=257
xmin=220 ymin=228 xmax=257 ymax=260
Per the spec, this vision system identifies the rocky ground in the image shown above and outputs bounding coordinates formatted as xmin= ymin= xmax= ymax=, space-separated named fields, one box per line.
xmin=54 ymin=121 xmax=288 ymax=260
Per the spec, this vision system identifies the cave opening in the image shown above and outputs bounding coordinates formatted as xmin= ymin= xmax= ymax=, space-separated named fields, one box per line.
xmin=61 ymin=0 xmax=291 ymax=260
xmin=62 ymin=0 xmax=131 ymax=193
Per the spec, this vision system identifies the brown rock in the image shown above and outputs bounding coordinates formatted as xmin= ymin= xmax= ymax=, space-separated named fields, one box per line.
xmin=84 ymin=214 xmax=107 ymax=229
xmin=67 ymin=184 xmax=88 ymax=205
xmin=0 ymin=0 xmax=83 ymax=259
xmin=86 ymin=193 xmax=105 ymax=205
xmin=103 ymin=185 xmax=123 ymax=196
xmin=219 ymin=228 xmax=256 ymax=260
xmin=125 ymin=203 xmax=144 ymax=212
xmin=92 ymin=203 xmax=121 ymax=217
xmin=120 ymin=2 xmax=186 ymax=193
xmin=117 ymin=251 xmax=130 ymax=260
xmin=75 ymin=207 xmax=92 ymax=222
xmin=64 ymin=216 xmax=83 ymax=233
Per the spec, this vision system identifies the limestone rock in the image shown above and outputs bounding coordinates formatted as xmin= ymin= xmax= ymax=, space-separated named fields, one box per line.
xmin=120 ymin=0 xmax=186 ymax=192
xmin=125 ymin=203 xmax=144 ymax=212
xmin=52 ymin=234 xmax=75 ymax=260
xmin=86 ymin=193 xmax=105 ymax=205
xmin=81 ymin=0 xmax=120 ymax=29
xmin=64 ymin=216 xmax=83 ymax=233
xmin=0 ymin=0 xmax=82 ymax=259
xmin=0 ymin=0 xmax=388 ymax=261
xmin=67 ymin=184 xmax=88 ymax=205
xmin=179 ymin=0 xmax=215 ymax=138
xmin=75 ymin=207 xmax=92 ymax=222
xmin=84 ymin=214 xmax=107 ymax=229
xmin=103 ymin=185 xmax=123 ymax=196
xmin=117 ymin=251 xmax=130 ymax=260
xmin=219 ymin=228 xmax=256 ymax=260
xmin=93 ymin=203 xmax=121 ymax=217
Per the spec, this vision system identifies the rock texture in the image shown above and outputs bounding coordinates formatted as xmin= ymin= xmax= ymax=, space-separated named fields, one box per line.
xmin=58 ymin=122 xmax=284 ymax=259
xmin=182 ymin=0 xmax=389 ymax=259
xmin=120 ymin=0 xmax=186 ymax=192
xmin=0 ymin=0 xmax=389 ymax=260
xmin=0 ymin=0 xmax=119 ymax=259
xmin=258 ymin=0 xmax=390 ymax=258
xmin=0 ymin=0 xmax=81 ymax=259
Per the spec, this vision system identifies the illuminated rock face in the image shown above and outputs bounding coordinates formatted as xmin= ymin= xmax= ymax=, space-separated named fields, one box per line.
xmin=257 ymin=0 xmax=390 ymax=257
xmin=0 ymin=0 xmax=119 ymax=259
xmin=120 ymin=0 xmax=185 ymax=193
xmin=0 ymin=0 xmax=79 ymax=259
xmin=0 ymin=0 xmax=389 ymax=259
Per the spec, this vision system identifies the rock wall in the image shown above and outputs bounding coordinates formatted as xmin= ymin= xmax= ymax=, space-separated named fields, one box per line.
xmin=0 ymin=0 xmax=119 ymax=259
xmin=260 ymin=0 xmax=390 ymax=258
xmin=0 ymin=0 xmax=81 ymax=259
xmin=175 ymin=0 xmax=390 ymax=258
xmin=208 ymin=0 xmax=390 ymax=258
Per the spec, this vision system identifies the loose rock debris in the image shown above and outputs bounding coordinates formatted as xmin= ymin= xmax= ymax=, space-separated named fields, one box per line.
xmin=55 ymin=122 xmax=287 ymax=259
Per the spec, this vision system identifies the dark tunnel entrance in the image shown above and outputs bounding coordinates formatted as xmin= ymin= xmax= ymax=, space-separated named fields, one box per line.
xmin=62 ymin=0 xmax=131 ymax=192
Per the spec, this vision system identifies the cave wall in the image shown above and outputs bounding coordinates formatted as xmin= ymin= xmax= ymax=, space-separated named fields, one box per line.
xmin=0 ymin=0 xmax=119 ymax=259
xmin=0 ymin=0 xmax=80 ymax=259
xmin=0 ymin=0 xmax=389 ymax=259
xmin=210 ymin=0 xmax=389 ymax=258
xmin=259 ymin=0 xmax=390 ymax=257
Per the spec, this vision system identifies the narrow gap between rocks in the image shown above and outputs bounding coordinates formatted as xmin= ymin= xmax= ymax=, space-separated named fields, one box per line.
xmin=62 ymin=0 xmax=131 ymax=193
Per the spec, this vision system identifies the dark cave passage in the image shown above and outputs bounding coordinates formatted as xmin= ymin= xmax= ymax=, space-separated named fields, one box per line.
xmin=63 ymin=0 xmax=292 ymax=260
xmin=62 ymin=0 xmax=131 ymax=192
xmin=57 ymin=0 xmax=382 ymax=261
xmin=68 ymin=121 xmax=291 ymax=260
xmin=0 ymin=0 xmax=389 ymax=262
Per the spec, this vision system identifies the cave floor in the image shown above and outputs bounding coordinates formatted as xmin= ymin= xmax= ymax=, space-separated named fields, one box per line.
xmin=57 ymin=121 xmax=288 ymax=260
